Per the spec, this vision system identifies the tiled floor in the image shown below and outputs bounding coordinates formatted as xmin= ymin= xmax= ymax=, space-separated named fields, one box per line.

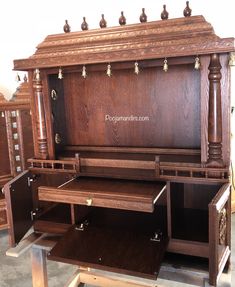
xmin=0 ymin=215 xmax=234 ymax=287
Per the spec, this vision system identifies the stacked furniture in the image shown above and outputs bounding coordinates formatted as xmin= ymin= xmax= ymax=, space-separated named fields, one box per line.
xmin=4 ymin=7 xmax=235 ymax=286
xmin=0 ymin=80 xmax=33 ymax=231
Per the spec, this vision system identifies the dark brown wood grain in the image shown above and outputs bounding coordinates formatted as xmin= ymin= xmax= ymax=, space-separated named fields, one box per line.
xmin=208 ymin=184 xmax=231 ymax=285
xmin=48 ymin=207 xmax=168 ymax=279
xmin=38 ymin=177 xmax=166 ymax=212
xmin=7 ymin=11 xmax=235 ymax=286
xmin=4 ymin=171 xmax=33 ymax=246
xmin=62 ymin=64 xmax=200 ymax=148
xmin=48 ymin=74 xmax=67 ymax=154
xmin=207 ymin=54 xmax=223 ymax=167
xmin=33 ymin=71 xmax=48 ymax=159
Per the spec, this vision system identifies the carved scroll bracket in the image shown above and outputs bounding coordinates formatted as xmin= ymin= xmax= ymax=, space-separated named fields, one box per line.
xmin=33 ymin=69 xmax=48 ymax=159
xmin=207 ymin=53 xmax=224 ymax=168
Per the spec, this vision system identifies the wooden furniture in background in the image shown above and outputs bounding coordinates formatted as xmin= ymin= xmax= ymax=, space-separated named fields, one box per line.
xmin=232 ymin=165 xmax=235 ymax=212
xmin=4 ymin=8 xmax=235 ymax=287
xmin=0 ymin=80 xmax=33 ymax=231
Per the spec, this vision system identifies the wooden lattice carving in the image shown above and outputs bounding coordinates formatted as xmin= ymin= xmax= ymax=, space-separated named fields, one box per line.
xmin=219 ymin=208 xmax=227 ymax=245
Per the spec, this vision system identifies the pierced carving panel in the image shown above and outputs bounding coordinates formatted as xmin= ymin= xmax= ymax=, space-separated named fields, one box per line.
xmin=219 ymin=208 xmax=227 ymax=245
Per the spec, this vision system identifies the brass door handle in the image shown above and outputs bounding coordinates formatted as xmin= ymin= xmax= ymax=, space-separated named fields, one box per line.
xmin=86 ymin=198 xmax=93 ymax=206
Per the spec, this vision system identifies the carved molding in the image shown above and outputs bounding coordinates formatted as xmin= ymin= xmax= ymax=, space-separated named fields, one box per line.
xmin=14 ymin=16 xmax=234 ymax=70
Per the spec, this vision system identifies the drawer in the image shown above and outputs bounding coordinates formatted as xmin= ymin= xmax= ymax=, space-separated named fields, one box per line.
xmin=38 ymin=177 xmax=166 ymax=212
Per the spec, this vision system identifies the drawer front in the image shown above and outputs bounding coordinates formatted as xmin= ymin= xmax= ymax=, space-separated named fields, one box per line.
xmin=38 ymin=178 xmax=166 ymax=213
xmin=39 ymin=190 xmax=155 ymax=212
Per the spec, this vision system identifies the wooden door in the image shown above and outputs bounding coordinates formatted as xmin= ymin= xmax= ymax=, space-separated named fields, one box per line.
xmin=209 ymin=183 xmax=231 ymax=286
xmin=3 ymin=170 xmax=33 ymax=246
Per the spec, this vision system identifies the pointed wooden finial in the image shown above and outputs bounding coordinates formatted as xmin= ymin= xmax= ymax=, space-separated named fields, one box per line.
xmin=63 ymin=20 xmax=71 ymax=33
xmin=161 ymin=5 xmax=169 ymax=20
xmin=183 ymin=1 xmax=192 ymax=17
xmin=139 ymin=8 xmax=147 ymax=23
xmin=99 ymin=14 xmax=107 ymax=28
xmin=81 ymin=17 xmax=88 ymax=31
xmin=23 ymin=74 xmax=28 ymax=82
xmin=119 ymin=11 xmax=126 ymax=26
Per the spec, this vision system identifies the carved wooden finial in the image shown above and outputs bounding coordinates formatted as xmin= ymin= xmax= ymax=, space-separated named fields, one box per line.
xmin=183 ymin=1 xmax=192 ymax=17
xmin=119 ymin=11 xmax=126 ymax=26
xmin=161 ymin=5 xmax=169 ymax=20
xmin=23 ymin=74 xmax=28 ymax=82
xmin=139 ymin=8 xmax=147 ymax=23
xmin=81 ymin=17 xmax=88 ymax=31
xmin=99 ymin=14 xmax=107 ymax=28
xmin=63 ymin=20 xmax=71 ymax=33
xmin=15 ymin=73 xmax=21 ymax=82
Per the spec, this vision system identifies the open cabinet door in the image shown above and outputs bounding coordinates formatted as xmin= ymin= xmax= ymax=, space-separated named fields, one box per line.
xmin=209 ymin=183 xmax=231 ymax=286
xmin=3 ymin=170 xmax=33 ymax=246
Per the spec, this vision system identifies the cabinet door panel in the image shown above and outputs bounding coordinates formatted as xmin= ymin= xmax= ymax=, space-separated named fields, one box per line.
xmin=209 ymin=183 xmax=231 ymax=286
xmin=4 ymin=170 xmax=33 ymax=246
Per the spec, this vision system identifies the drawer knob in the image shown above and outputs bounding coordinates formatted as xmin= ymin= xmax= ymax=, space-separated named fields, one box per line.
xmin=86 ymin=198 xmax=93 ymax=206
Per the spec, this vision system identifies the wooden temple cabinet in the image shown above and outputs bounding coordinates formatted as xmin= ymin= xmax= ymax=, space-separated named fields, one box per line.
xmin=0 ymin=81 xmax=33 ymax=231
xmin=4 ymin=12 xmax=235 ymax=286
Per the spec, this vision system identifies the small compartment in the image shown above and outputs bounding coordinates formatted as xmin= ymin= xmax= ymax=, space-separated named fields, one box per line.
xmin=33 ymin=203 xmax=73 ymax=234
xmin=170 ymin=183 xmax=220 ymax=242
xmin=38 ymin=177 xmax=166 ymax=213
xmin=48 ymin=206 xmax=168 ymax=279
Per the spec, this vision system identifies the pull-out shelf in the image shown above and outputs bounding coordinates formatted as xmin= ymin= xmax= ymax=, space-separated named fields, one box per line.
xmin=38 ymin=177 xmax=166 ymax=212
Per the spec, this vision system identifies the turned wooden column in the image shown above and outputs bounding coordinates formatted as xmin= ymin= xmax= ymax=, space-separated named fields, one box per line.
xmin=207 ymin=53 xmax=223 ymax=167
xmin=33 ymin=69 xmax=48 ymax=159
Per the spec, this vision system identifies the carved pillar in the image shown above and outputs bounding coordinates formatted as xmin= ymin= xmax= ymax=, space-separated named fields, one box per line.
xmin=33 ymin=69 xmax=48 ymax=159
xmin=207 ymin=54 xmax=223 ymax=167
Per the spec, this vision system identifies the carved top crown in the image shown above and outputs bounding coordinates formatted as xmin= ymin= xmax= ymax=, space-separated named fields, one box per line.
xmin=11 ymin=81 xmax=30 ymax=104
xmin=14 ymin=15 xmax=234 ymax=70
xmin=0 ymin=82 xmax=30 ymax=109
xmin=0 ymin=93 xmax=7 ymax=105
